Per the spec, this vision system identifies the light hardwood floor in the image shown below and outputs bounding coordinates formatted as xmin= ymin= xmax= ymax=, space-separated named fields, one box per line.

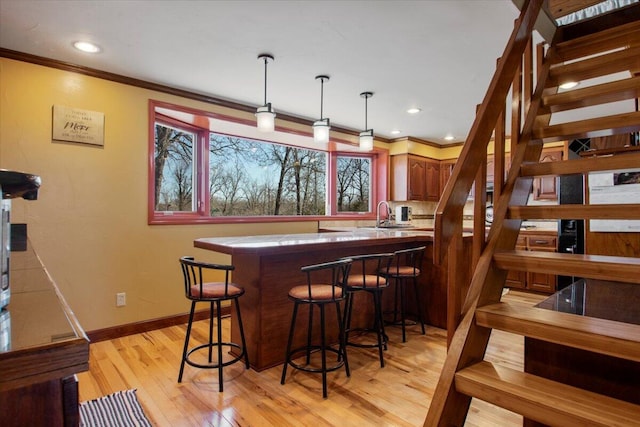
xmin=78 ymin=290 xmax=544 ymax=426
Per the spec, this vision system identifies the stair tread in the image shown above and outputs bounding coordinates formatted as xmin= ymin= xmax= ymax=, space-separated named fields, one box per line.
xmin=554 ymin=19 xmax=640 ymax=63
xmin=493 ymin=250 xmax=640 ymax=284
xmin=507 ymin=204 xmax=640 ymax=220
xmin=520 ymin=152 xmax=640 ymax=177
xmin=542 ymin=75 xmax=640 ymax=114
xmin=476 ymin=301 xmax=640 ymax=362
xmin=455 ymin=361 xmax=640 ymax=427
xmin=547 ymin=46 xmax=640 ymax=88
xmin=533 ymin=111 xmax=640 ymax=142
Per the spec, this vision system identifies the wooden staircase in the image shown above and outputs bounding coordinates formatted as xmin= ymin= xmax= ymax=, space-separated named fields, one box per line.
xmin=425 ymin=0 xmax=640 ymax=425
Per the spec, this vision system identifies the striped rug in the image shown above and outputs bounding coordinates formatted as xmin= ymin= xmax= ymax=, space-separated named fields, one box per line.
xmin=80 ymin=389 xmax=153 ymax=427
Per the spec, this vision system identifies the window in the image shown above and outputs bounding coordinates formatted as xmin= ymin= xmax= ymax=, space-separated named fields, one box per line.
xmin=154 ymin=123 xmax=196 ymax=213
xmin=336 ymin=156 xmax=371 ymax=213
xmin=208 ymin=133 xmax=327 ymax=216
xmin=150 ymin=101 xmax=385 ymax=224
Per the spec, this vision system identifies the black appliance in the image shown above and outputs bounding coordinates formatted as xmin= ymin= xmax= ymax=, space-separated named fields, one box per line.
xmin=0 ymin=169 xmax=41 ymax=310
xmin=557 ymin=149 xmax=584 ymax=289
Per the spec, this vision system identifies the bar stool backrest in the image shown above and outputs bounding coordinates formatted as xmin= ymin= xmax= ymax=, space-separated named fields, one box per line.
xmin=391 ymin=246 xmax=426 ymax=277
xmin=299 ymin=258 xmax=352 ymax=302
xmin=180 ymin=256 xmax=236 ymax=301
xmin=344 ymin=253 xmax=394 ymax=288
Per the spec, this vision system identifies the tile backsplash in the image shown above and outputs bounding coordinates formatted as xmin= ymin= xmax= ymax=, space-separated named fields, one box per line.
xmin=319 ymin=199 xmax=557 ymax=232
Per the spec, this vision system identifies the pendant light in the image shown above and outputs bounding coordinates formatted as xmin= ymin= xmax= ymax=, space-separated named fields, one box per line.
xmin=313 ymin=75 xmax=331 ymax=143
xmin=256 ymin=54 xmax=275 ymax=132
xmin=359 ymin=92 xmax=374 ymax=151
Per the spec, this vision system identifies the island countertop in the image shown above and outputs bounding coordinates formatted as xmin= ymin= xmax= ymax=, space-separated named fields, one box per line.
xmin=194 ymin=229 xmax=445 ymax=256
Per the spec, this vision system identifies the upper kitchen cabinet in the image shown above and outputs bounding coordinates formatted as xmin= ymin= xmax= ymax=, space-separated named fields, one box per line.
xmin=532 ymin=147 xmax=564 ymax=201
xmin=391 ymin=154 xmax=440 ymax=201
xmin=440 ymin=159 xmax=456 ymax=196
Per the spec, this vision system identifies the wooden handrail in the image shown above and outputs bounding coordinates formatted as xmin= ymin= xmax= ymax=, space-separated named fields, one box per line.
xmin=433 ymin=0 xmax=544 ymax=265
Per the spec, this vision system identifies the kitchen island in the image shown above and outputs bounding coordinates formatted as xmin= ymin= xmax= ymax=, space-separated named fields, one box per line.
xmin=195 ymin=229 xmax=472 ymax=371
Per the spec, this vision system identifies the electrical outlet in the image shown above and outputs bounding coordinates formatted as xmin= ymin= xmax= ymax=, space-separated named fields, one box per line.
xmin=116 ymin=292 xmax=126 ymax=307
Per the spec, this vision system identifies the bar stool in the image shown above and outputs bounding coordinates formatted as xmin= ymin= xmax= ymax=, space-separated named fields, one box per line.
xmin=382 ymin=246 xmax=427 ymax=342
xmin=178 ymin=256 xmax=249 ymax=392
xmin=341 ymin=253 xmax=394 ymax=367
xmin=281 ymin=258 xmax=352 ymax=398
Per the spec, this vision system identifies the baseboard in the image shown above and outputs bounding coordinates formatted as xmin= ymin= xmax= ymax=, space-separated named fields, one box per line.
xmin=86 ymin=306 xmax=232 ymax=343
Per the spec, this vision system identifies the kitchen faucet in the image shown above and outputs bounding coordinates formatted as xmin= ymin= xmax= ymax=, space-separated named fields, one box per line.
xmin=376 ymin=200 xmax=392 ymax=227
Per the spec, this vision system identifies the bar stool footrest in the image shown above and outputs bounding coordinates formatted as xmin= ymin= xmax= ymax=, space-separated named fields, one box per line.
xmin=346 ymin=328 xmax=388 ymax=349
xmin=286 ymin=345 xmax=346 ymax=374
xmin=185 ymin=342 xmax=246 ymax=369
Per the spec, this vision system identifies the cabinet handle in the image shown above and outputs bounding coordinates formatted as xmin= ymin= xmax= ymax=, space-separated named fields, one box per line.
xmin=533 ymin=240 xmax=549 ymax=244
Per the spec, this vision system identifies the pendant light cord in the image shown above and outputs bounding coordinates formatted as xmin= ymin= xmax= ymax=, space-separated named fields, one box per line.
xmin=263 ymin=57 xmax=268 ymax=106
xmin=364 ymin=95 xmax=368 ymax=129
xmin=320 ymin=78 xmax=324 ymax=120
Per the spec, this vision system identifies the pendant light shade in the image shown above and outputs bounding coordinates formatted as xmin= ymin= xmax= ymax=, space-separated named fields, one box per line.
xmin=359 ymin=92 xmax=374 ymax=151
xmin=359 ymin=129 xmax=374 ymax=151
xmin=313 ymin=75 xmax=331 ymax=143
xmin=256 ymin=54 xmax=275 ymax=132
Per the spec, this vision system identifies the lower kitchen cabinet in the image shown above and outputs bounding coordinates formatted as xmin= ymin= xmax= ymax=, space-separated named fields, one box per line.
xmin=505 ymin=235 xmax=527 ymax=289
xmin=506 ymin=232 xmax=557 ymax=294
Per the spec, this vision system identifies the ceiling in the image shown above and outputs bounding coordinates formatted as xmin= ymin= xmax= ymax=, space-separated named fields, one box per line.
xmin=0 ymin=1 xmax=529 ymax=144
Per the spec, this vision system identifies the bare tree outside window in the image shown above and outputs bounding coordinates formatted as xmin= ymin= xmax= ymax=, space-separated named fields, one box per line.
xmin=337 ymin=156 xmax=371 ymax=212
xmin=208 ymin=133 xmax=327 ymax=216
xmin=154 ymin=123 xmax=194 ymax=211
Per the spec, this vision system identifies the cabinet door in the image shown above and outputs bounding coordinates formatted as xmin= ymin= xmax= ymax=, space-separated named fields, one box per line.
xmin=408 ymin=157 xmax=427 ymax=200
xmin=425 ymin=160 xmax=440 ymax=201
xmin=533 ymin=149 xmax=563 ymax=201
xmin=505 ymin=236 xmax=527 ymax=289
xmin=486 ymin=155 xmax=495 ymax=184
xmin=527 ymin=236 xmax=557 ymax=293
xmin=527 ymin=248 xmax=557 ymax=292
xmin=440 ymin=160 xmax=455 ymax=198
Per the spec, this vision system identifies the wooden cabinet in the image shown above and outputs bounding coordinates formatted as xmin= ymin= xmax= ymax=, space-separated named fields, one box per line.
xmin=590 ymin=134 xmax=631 ymax=151
xmin=408 ymin=156 xmax=427 ymax=200
xmin=505 ymin=233 xmax=557 ymax=294
xmin=425 ymin=160 xmax=440 ymax=201
xmin=1 ymin=245 xmax=89 ymax=426
xmin=486 ymin=155 xmax=495 ymax=184
xmin=440 ymin=159 xmax=456 ymax=196
xmin=527 ymin=235 xmax=557 ymax=293
xmin=532 ymin=148 xmax=564 ymax=201
xmin=391 ymin=154 xmax=440 ymax=201
xmin=505 ymin=235 xmax=527 ymax=289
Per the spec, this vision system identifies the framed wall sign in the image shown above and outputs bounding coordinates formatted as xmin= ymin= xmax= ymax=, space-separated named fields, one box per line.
xmin=52 ymin=105 xmax=105 ymax=146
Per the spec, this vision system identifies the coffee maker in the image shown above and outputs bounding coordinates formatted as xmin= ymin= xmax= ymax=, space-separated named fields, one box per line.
xmin=0 ymin=169 xmax=41 ymax=310
xmin=395 ymin=205 xmax=412 ymax=225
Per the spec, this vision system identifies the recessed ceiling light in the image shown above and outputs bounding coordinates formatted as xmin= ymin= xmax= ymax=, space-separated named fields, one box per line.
xmin=390 ymin=129 xmax=402 ymax=135
xmin=444 ymin=135 xmax=455 ymax=141
xmin=559 ymin=81 xmax=579 ymax=90
xmin=73 ymin=41 xmax=101 ymax=53
xmin=406 ymin=108 xmax=421 ymax=114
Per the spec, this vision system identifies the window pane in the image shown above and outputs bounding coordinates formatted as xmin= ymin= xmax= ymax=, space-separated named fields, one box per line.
xmin=209 ymin=133 xmax=327 ymax=216
xmin=154 ymin=123 xmax=195 ymax=212
xmin=336 ymin=156 xmax=371 ymax=213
